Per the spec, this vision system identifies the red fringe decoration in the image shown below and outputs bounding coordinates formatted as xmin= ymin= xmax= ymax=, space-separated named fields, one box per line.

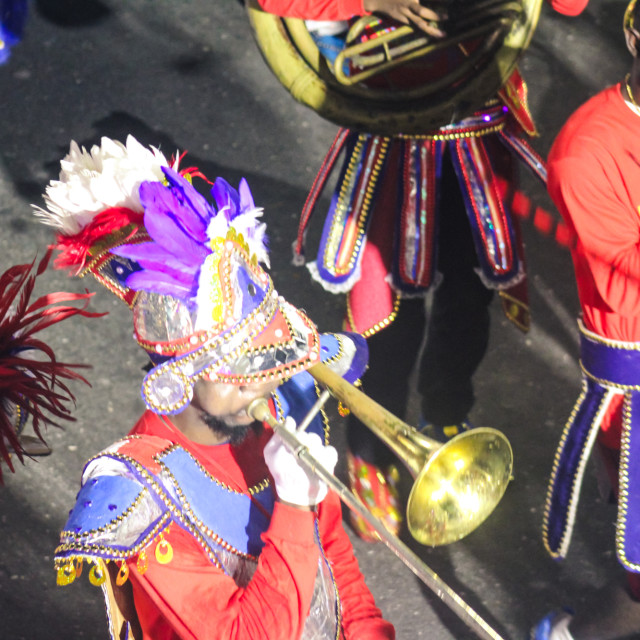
xmin=0 ymin=249 xmax=105 ymax=481
xmin=173 ymin=150 xmax=212 ymax=185
xmin=53 ymin=206 xmax=144 ymax=274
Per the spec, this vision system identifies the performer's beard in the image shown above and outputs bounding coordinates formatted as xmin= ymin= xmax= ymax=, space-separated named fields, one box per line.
xmin=199 ymin=412 xmax=261 ymax=445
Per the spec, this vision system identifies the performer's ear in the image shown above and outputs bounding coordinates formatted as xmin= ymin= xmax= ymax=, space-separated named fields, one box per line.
xmin=625 ymin=28 xmax=640 ymax=56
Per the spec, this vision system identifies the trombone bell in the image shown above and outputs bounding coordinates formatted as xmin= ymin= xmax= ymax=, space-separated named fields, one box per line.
xmin=307 ymin=362 xmax=513 ymax=546
xmin=408 ymin=428 xmax=513 ymax=546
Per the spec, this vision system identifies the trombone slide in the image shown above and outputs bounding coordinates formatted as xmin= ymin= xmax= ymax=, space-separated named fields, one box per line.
xmin=248 ymin=397 xmax=510 ymax=640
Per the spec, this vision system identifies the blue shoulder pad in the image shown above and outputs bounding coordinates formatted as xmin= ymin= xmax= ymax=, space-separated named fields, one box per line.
xmin=64 ymin=475 xmax=145 ymax=536
xmin=319 ymin=332 xmax=368 ymax=384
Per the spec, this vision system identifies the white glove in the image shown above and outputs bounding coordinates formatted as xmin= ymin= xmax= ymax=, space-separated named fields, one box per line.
xmin=264 ymin=417 xmax=338 ymax=507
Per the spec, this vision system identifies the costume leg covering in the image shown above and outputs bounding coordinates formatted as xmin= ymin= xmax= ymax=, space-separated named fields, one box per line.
xmin=543 ymin=323 xmax=640 ymax=573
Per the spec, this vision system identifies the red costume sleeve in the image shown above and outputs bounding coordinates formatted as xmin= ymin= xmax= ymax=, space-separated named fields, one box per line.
xmin=547 ymin=155 xmax=640 ymax=319
xmin=256 ymin=0 xmax=365 ymax=21
xmin=545 ymin=0 xmax=589 ymax=16
xmin=128 ymin=502 xmax=321 ymax=640
xmin=258 ymin=0 xmax=586 ymax=19
xmin=317 ymin=491 xmax=396 ymax=639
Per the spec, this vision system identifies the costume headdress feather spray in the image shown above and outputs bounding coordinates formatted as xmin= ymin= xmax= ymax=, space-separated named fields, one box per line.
xmin=0 ymin=249 xmax=104 ymax=481
xmin=34 ymin=135 xmax=177 ymax=279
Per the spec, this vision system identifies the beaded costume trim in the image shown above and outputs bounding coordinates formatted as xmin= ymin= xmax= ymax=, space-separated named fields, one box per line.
xmin=54 ymin=440 xmax=275 ymax=588
xmin=542 ymin=322 xmax=640 ymax=571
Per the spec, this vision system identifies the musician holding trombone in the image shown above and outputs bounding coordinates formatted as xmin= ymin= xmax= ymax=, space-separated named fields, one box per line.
xmin=42 ymin=137 xmax=395 ymax=639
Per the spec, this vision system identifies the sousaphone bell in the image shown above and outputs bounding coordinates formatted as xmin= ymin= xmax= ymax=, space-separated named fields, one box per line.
xmin=246 ymin=0 xmax=543 ymax=135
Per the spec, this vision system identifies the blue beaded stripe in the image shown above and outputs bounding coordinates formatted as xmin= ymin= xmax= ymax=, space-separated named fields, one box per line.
xmin=450 ymin=137 xmax=520 ymax=286
xmin=542 ymin=379 xmax=611 ymax=559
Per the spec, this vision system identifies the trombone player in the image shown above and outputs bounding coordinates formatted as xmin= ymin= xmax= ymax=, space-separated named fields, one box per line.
xmin=253 ymin=0 xmax=588 ymax=542
xmin=43 ymin=136 xmax=395 ymax=639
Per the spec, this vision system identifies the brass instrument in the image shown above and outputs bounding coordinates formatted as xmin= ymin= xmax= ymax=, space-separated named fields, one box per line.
xmin=246 ymin=0 xmax=543 ymax=135
xmin=248 ymin=361 xmax=514 ymax=640
xmin=308 ymin=361 xmax=513 ymax=546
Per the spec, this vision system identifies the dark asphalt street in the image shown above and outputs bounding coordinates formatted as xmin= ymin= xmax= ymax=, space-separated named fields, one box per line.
xmin=0 ymin=1 xmax=634 ymax=638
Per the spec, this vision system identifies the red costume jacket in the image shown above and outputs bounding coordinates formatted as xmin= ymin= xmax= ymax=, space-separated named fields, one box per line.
xmin=542 ymin=84 xmax=640 ymax=583
xmin=54 ymin=410 xmax=394 ymax=640
xmin=548 ymin=84 xmax=640 ymax=343
xmin=126 ymin=411 xmax=394 ymax=640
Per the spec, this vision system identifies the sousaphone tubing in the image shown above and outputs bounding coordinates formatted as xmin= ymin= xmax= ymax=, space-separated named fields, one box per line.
xmin=246 ymin=0 xmax=542 ymax=135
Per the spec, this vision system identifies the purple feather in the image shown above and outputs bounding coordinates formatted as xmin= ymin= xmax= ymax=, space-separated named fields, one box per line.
xmin=113 ymin=166 xmax=262 ymax=305
xmin=134 ymin=259 xmax=197 ymax=286
xmin=126 ymin=271 xmax=194 ymax=298
xmin=140 ymin=183 xmax=209 ymax=263
xmin=115 ymin=243 xmax=200 ymax=276
xmin=161 ymin=168 xmax=212 ymax=241
xmin=211 ymin=177 xmax=240 ymax=220
xmin=238 ymin=178 xmax=255 ymax=212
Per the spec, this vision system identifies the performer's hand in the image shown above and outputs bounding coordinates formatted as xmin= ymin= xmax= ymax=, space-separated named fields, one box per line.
xmin=363 ymin=0 xmax=448 ymax=37
xmin=264 ymin=417 xmax=338 ymax=507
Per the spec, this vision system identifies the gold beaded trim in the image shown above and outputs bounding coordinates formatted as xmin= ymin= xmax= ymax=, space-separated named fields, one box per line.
xmin=322 ymin=135 xmax=389 ymax=277
xmin=541 ymin=380 xmax=595 ymax=559
xmin=56 ymin=437 xmax=276 ymax=585
xmin=395 ymin=122 xmax=505 ymax=141
xmin=312 ymin=378 xmax=331 ymax=446
xmin=57 ymin=486 xmax=151 ymax=544
xmin=134 ymin=242 xmax=274 ymax=355
xmin=347 ymin=293 xmax=401 ymax=338
xmin=57 ymin=444 xmax=254 ymax=577
xmin=141 ymin=291 xmax=282 ymax=414
xmin=615 ymin=395 xmax=640 ymax=571
xmin=86 ymin=225 xmax=148 ymax=265
xmin=542 ymin=380 xmax=619 ymax=560
xmin=580 ymin=320 xmax=640 ymax=352
xmin=319 ymin=333 xmax=346 ymax=369
xmin=157 ymin=443 xmax=271 ymax=497
xmin=155 ymin=449 xmax=263 ymax=561
xmin=214 ymin=301 xmax=320 ymax=385
xmin=55 ymin=509 xmax=172 ymax=569
xmin=579 ymin=321 xmax=640 ymax=390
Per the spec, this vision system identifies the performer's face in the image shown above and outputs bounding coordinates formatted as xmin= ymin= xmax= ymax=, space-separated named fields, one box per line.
xmin=192 ymin=378 xmax=280 ymax=429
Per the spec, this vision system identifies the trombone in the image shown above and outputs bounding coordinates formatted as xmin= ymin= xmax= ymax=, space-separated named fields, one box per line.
xmin=248 ymin=361 xmax=514 ymax=640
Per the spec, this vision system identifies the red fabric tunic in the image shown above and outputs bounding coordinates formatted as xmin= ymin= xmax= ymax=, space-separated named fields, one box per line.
xmin=548 ymin=84 xmax=640 ymax=343
xmin=125 ymin=411 xmax=394 ymax=640
xmin=547 ymin=84 xmax=640 ymax=449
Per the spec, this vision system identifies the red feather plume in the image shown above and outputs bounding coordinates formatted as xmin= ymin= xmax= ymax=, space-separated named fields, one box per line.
xmin=0 ymin=249 xmax=105 ymax=481
xmin=53 ymin=206 xmax=144 ymax=274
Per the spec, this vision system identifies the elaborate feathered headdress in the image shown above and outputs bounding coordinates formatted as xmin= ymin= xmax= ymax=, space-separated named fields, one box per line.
xmin=0 ymin=250 xmax=102 ymax=481
xmin=37 ymin=136 xmax=321 ymax=415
